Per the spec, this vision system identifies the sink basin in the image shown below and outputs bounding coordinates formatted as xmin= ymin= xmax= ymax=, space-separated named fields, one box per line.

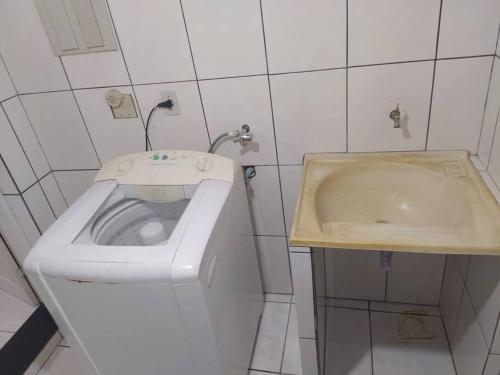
xmin=289 ymin=151 xmax=500 ymax=254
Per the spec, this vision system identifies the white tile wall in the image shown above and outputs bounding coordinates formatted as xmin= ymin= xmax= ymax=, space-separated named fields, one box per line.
xmin=40 ymin=173 xmax=67 ymax=217
xmin=428 ymin=57 xmax=492 ymax=152
xmin=0 ymin=162 xmax=17 ymax=195
xmin=290 ymin=252 xmax=316 ymax=339
xmin=386 ymin=253 xmax=445 ymax=305
xmin=0 ymin=57 xmax=15 ymax=101
xmin=279 ymin=166 xmax=303 ymax=234
xmin=0 ymin=107 xmax=36 ymax=191
xmin=21 ymin=92 xmax=100 ymax=170
xmin=4 ymin=195 xmax=41 ymax=249
xmin=438 ymin=0 xmax=500 ymax=58
xmin=282 ymin=304 xmax=301 ymax=375
xmin=181 ymin=0 xmax=266 ymax=79
xmin=74 ymin=87 xmax=144 ymax=163
xmin=133 ymin=82 xmax=209 ymax=152
xmin=349 ymin=0 xmax=440 ymax=65
xmin=256 ymin=236 xmax=292 ymax=294
xmin=451 ymin=288 xmax=489 ymax=375
xmin=325 ymin=249 xmax=386 ymax=301
xmin=478 ymin=57 xmax=500 ymax=166
xmin=271 ymin=70 xmax=346 ymax=164
xmin=484 ymin=354 xmax=500 ymax=375
xmin=262 ymin=0 xmax=346 ymax=73
xmin=107 ymin=0 xmax=195 ymax=84
xmin=22 ymin=184 xmax=55 ymax=232
xmin=1 ymin=97 xmax=50 ymax=179
xmin=349 ymin=61 xmax=434 ymax=151
xmin=440 ymin=255 xmax=465 ymax=343
xmin=199 ymin=76 xmax=276 ymax=165
xmin=248 ymin=166 xmax=285 ymax=236
xmin=54 ymin=170 xmax=97 ymax=206
xmin=0 ymin=0 xmax=69 ymax=93
xmin=61 ymin=51 xmax=130 ymax=89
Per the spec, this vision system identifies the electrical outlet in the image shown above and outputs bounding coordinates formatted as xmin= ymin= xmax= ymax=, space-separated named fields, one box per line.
xmin=160 ymin=91 xmax=181 ymax=115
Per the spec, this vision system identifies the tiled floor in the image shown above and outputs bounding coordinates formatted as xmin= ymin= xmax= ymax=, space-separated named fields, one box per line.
xmin=0 ymin=289 xmax=37 ymax=350
xmin=250 ymin=295 xmax=457 ymax=375
xmin=35 ymin=294 xmax=456 ymax=375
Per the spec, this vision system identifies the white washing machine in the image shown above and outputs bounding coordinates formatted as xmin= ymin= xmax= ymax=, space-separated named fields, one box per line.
xmin=23 ymin=150 xmax=263 ymax=375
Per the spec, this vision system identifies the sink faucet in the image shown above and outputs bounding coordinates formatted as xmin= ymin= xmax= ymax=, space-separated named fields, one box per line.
xmin=390 ymin=104 xmax=401 ymax=128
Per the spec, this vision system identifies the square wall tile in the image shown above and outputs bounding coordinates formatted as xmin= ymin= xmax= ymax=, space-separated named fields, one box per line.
xmin=0 ymin=108 xmax=36 ymax=192
xmin=2 ymin=97 xmax=50 ymax=178
xmin=325 ymin=249 xmax=386 ymax=301
xmin=348 ymin=0 xmax=440 ymax=65
xmin=262 ymin=0 xmax=346 ymax=73
xmin=133 ymin=82 xmax=209 ymax=152
xmin=107 ymin=0 xmax=195 ymax=84
xmin=452 ymin=288 xmax=489 ymax=375
xmin=428 ymin=57 xmax=492 ymax=152
xmin=0 ymin=57 xmax=15 ymax=101
xmin=248 ymin=166 xmax=285 ymax=236
xmin=279 ymin=165 xmax=303 ymax=234
xmin=299 ymin=338 xmax=319 ymax=375
xmin=348 ymin=61 xmax=434 ymax=152
xmin=290 ymin=252 xmax=316 ymax=339
xmin=0 ymin=161 xmax=17 ymax=194
xmin=478 ymin=57 xmax=500 ymax=166
xmin=251 ymin=301 xmax=290 ymax=373
xmin=438 ymin=0 xmax=500 ymax=58
xmin=4 ymin=195 xmax=41 ymax=248
xmin=256 ymin=236 xmax=292 ymax=294
xmin=61 ymin=51 xmax=130 ymax=89
xmin=199 ymin=76 xmax=276 ymax=165
xmin=466 ymin=255 xmax=500 ymax=349
xmin=182 ymin=0 xmax=267 ymax=79
xmin=54 ymin=170 xmax=97 ymax=205
xmin=74 ymin=87 xmax=144 ymax=163
xmin=21 ymin=92 xmax=100 ymax=170
xmin=489 ymin=119 xmax=500 ymax=187
xmin=440 ymin=255 xmax=464 ymax=343
xmin=22 ymin=183 xmax=55 ymax=233
xmin=386 ymin=253 xmax=445 ymax=305
xmin=40 ymin=173 xmax=67 ymax=217
xmin=282 ymin=304 xmax=302 ymax=375
xmin=0 ymin=0 xmax=69 ymax=93
xmin=271 ymin=70 xmax=346 ymax=164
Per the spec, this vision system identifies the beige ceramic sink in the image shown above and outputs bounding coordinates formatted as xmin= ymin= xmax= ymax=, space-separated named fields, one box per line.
xmin=289 ymin=151 xmax=500 ymax=255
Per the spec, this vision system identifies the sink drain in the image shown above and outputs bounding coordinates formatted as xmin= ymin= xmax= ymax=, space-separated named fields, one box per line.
xmin=375 ymin=219 xmax=391 ymax=224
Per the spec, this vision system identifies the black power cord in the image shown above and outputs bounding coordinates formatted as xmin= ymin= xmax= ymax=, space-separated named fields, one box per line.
xmin=145 ymin=99 xmax=174 ymax=151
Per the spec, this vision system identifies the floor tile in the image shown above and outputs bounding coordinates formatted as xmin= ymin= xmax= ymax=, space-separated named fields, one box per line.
xmin=370 ymin=302 xmax=441 ymax=317
xmin=325 ymin=307 xmax=372 ymax=375
xmin=0 ymin=289 xmax=37 ymax=332
xmin=371 ymin=311 xmax=455 ymax=375
xmin=282 ymin=304 xmax=302 ymax=375
xmin=251 ymin=301 xmax=290 ymax=373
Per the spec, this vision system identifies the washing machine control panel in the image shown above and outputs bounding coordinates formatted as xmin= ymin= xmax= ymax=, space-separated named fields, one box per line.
xmin=95 ymin=150 xmax=235 ymax=185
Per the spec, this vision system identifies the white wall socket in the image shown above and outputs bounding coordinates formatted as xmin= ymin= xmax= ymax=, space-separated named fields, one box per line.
xmin=160 ymin=91 xmax=181 ymax=115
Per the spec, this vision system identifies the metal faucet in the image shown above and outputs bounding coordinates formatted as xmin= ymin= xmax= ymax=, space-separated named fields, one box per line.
xmin=390 ymin=104 xmax=401 ymax=128
xmin=232 ymin=124 xmax=253 ymax=146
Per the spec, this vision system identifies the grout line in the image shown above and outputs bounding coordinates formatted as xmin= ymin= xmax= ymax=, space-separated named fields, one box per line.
xmin=258 ymin=0 xmax=294 ymax=291
xmin=438 ymin=254 xmax=449 ymax=306
xmin=384 ymin=271 xmax=388 ymax=302
xmin=58 ymin=57 xmax=102 ymax=168
xmin=475 ymin=55 xmax=497 ymax=155
xmin=279 ymin=303 xmax=292 ymax=374
xmin=440 ymin=313 xmax=459 ymax=375
xmin=36 ymin=181 xmax=57 ymax=219
xmin=0 ymin=54 xmax=20 ymax=95
xmin=368 ymin=301 xmax=374 ymax=375
xmin=179 ymin=0 xmax=212 ymax=146
xmin=486 ymin=107 xmax=500 ymax=169
xmin=0 ymin=94 xmax=18 ymax=104
xmin=425 ymin=0 xmax=443 ymax=150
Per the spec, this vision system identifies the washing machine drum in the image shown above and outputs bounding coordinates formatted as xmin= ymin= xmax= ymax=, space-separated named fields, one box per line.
xmin=91 ymin=198 xmax=190 ymax=246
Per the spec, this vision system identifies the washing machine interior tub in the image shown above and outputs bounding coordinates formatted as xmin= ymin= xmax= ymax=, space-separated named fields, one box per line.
xmin=74 ymin=184 xmax=197 ymax=247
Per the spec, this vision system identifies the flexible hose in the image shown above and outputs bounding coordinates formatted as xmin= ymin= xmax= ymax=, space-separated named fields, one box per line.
xmin=208 ymin=132 xmax=230 ymax=154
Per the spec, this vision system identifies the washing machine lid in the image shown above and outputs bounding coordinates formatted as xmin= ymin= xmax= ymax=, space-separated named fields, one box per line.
xmin=95 ymin=150 xmax=235 ymax=188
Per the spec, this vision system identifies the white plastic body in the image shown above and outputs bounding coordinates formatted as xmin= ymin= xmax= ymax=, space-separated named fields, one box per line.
xmin=23 ymin=151 xmax=263 ymax=375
